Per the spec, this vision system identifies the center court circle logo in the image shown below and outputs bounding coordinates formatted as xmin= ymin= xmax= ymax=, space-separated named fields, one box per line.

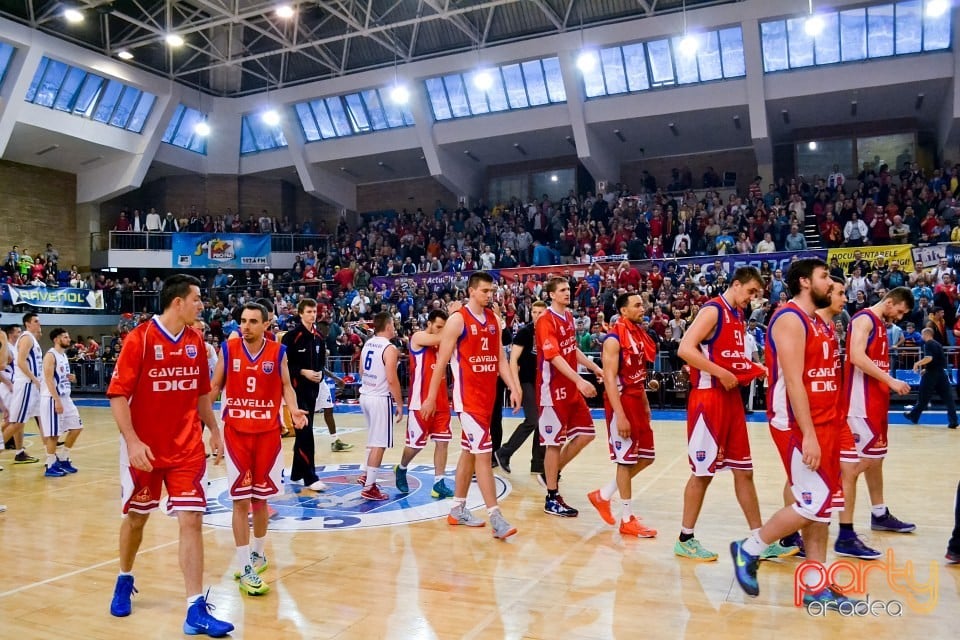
xmin=202 ymin=463 xmax=512 ymax=532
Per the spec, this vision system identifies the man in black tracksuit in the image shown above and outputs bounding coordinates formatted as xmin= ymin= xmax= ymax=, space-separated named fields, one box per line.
xmin=281 ymin=298 xmax=327 ymax=490
xmin=493 ymin=302 xmax=546 ymax=475
xmin=904 ymin=327 xmax=958 ymax=428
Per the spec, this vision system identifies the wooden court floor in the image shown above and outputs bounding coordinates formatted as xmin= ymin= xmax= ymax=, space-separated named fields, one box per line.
xmin=0 ymin=408 xmax=957 ymax=640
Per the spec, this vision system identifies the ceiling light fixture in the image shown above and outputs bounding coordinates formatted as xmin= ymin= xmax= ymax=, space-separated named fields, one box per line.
xmin=117 ymin=50 xmax=134 ymax=60
xmin=575 ymin=3 xmax=598 ymax=73
xmin=166 ymin=33 xmax=185 ymax=47
xmin=808 ymin=141 xmax=818 ymax=151
xmin=194 ymin=120 xmax=211 ymax=137
xmin=473 ymin=69 xmax=494 ymax=91
xmin=275 ymin=4 xmax=295 ymax=19
xmin=390 ymin=84 xmax=410 ymax=105
xmin=576 ymin=51 xmax=598 ymax=72
xmin=262 ymin=109 xmax=280 ymax=127
xmin=926 ymin=0 xmax=949 ymax=18
xmin=805 ymin=0 xmax=824 ymax=37
xmin=678 ymin=0 xmax=699 ymax=57
xmin=63 ymin=8 xmax=84 ymax=23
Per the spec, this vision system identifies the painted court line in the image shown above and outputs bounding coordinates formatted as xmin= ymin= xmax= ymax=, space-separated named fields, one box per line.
xmin=0 ymin=530 xmax=214 ymax=599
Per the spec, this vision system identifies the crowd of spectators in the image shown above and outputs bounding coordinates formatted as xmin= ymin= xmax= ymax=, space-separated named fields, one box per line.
xmin=14 ymin=157 xmax=960 ymax=379
xmin=112 ymin=206 xmax=331 ymax=236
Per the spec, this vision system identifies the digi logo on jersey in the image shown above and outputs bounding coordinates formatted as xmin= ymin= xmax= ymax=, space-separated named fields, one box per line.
xmin=202 ymin=464 xmax=512 ymax=532
xmin=149 ymin=366 xmax=200 ymax=392
xmin=720 ymin=350 xmax=754 ymax=370
xmin=225 ymin=397 xmax=276 ymax=420
xmin=468 ymin=355 xmax=498 ymax=373
xmin=807 ymin=367 xmax=838 ymax=392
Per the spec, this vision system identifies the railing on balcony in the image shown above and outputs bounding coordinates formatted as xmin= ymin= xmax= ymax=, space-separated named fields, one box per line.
xmin=90 ymin=231 xmax=331 ymax=255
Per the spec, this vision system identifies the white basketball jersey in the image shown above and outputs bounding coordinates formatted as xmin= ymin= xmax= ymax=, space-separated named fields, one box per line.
xmin=40 ymin=349 xmax=71 ymax=398
xmin=13 ymin=333 xmax=42 ymax=384
xmin=359 ymin=336 xmax=392 ymax=397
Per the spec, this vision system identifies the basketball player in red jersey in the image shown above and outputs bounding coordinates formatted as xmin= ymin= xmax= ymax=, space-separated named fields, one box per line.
xmin=210 ymin=302 xmax=306 ymax=597
xmin=107 ymin=274 xmax=234 ymax=636
xmin=832 ymin=286 xmax=915 ymax=558
xmin=674 ymin=267 xmax=795 ymax=561
xmin=420 ymin=271 xmax=522 ymax=539
xmin=587 ymin=292 xmax=659 ymax=537
xmin=778 ymin=276 xmax=847 ymax=556
xmin=394 ymin=306 xmax=458 ymax=500
xmin=537 ymin=276 xmax=603 ymax=517
xmin=730 ymin=259 xmax=852 ymax=607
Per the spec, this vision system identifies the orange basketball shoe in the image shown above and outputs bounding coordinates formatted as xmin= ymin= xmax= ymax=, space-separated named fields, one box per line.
xmin=619 ymin=516 xmax=657 ymax=538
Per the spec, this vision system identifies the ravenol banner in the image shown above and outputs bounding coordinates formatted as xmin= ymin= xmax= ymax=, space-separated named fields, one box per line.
xmin=5 ymin=286 xmax=104 ymax=310
xmin=826 ymin=244 xmax=915 ymax=273
xmin=172 ymin=233 xmax=270 ymax=269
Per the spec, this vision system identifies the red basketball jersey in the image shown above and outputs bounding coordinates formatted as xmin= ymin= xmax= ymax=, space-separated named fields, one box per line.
xmin=106 ymin=317 xmax=211 ymax=466
xmin=691 ymin=295 xmax=765 ymax=389
xmin=536 ymin=307 xmax=578 ymax=407
xmin=408 ymin=340 xmax=448 ymax=412
xmin=766 ymin=301 xmax=840 ymax=429
xmin=605 ymin=317 xmax=654 ymax=396
xmin=843 ymin=309 xmax=889 ymax=418
xmin=221 ymin=337 xmax=285 ymax=434
xmin=451 ymin=306 xmax=501 ymax=419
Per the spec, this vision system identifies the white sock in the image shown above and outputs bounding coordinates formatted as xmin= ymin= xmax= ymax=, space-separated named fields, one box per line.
xmin=486 ymin=505 xmax=500 ymax=516
xmin=434 ymin=475 xmax=444 ymax=483
xmin=235 ymin=545 xmax=251 ymax=572
xmin=364 ymin=468 xmax=377 ymax=487
xmin=680 ymin=527 xmax=695 ymax=536
xmin=187 ymin=593 xmax=203 ymax=607
xmin=16 ymin=448 xmax=24 ymax=455
xmin=599 ymin=479 xmax=618 ymax=501
xmin=871 ymin=504 xmax=887 ymax=517
xmin=742 ymin=531 xmax=768 ymax=556
xmin=620 ymin=499 xmax=632 ymax=523
xmin=46 ymin=453 xmax=56 ymax=467
xmin=359 ymin=464 xmax=367 ymax=473
xmin=252 ymin=535 xmax=266 ymax=556
xmin=452 ymin=497 xmax=466 ymax=509
xmin=56 ymin=445 xmax=67 ymax=460
xmin=118 ymin=570 xmax=132 ymax=577
xmin=398 ymin=463 xmax=407 ymax=470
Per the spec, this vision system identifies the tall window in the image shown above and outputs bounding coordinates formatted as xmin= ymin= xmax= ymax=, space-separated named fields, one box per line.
xmin=295 ymin=87 xmax=414 ymax=142
xmin=760 ymin=1 xmax=950 ymax=72
xmin=24 ymin=56 xmax=155 ymax=133
xmin=425 ymin=56 xmax=566 ymax=121
xmin=582 ymin=27 xmax=746 ymax=98
xmin=161 ymin=104 xmax=208 ymax=155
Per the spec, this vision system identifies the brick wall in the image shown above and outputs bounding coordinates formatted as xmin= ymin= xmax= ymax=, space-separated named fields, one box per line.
xmin=621 ymin=148 xmax=758 ymax=195
xmin=356 ymin=177 xmax=458 ymax=214
xmin=0 ymin=159 xmax=77 ymax=268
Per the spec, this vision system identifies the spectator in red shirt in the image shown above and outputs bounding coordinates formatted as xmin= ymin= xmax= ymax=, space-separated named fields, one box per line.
xmin=333 ymin=265 xmax=353 ymax=290
xmin=617 ymin=260 xmax=641 ymax=289
xmin=114 ymin=212 xmax=132 ymax=231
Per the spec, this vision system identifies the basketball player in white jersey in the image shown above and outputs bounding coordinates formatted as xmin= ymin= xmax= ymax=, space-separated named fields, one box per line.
xmin=0 ymin=324 xmax=19 ymax=472
xmin=358 ymin=312 xmax=404 ymax=501
xmin=6 ymin=313 xmax=42 ymax=464
xmin=39 ymin=328 xmax=82 ymax=477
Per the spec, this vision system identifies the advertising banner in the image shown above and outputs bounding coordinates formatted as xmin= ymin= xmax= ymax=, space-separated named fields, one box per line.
xmin=912 ymin=244 xmax=954 ymax=270
xmin=172 ymin=233 xmax=271 ymax=269
xmin=826 ymin=244 xmax=915 ymax=273
xmin=371 ymin=270 xmax=500 ymax=294
xmin=4 ymin=285 xmax=104 ymax=310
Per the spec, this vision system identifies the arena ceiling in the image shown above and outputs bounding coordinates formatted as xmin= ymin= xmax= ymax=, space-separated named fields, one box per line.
xmin=1 ymin=0 xmax=740 ymax=96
